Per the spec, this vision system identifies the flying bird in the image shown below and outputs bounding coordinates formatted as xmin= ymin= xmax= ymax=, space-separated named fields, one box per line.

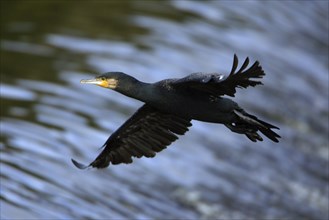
xmin=72 ymin=54 xmax=280 ymax=169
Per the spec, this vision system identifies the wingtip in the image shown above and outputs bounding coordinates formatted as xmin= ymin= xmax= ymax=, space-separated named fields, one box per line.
xmin=71 ymin=158 xmax=90 ymax=169
xmin=230 ymin=54 xmax=239 ymax=75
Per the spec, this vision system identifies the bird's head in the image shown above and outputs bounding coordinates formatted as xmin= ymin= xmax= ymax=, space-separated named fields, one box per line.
xmin=80 ymin=72 xmax=133 ymax=90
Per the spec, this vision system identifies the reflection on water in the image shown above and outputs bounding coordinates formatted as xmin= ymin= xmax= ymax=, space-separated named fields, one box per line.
xmin=1 ymin=1 xmax=328 ymax=219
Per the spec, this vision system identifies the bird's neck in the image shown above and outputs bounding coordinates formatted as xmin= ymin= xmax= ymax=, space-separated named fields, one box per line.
xmin=116 ymin=79 xmax=155 ymax=103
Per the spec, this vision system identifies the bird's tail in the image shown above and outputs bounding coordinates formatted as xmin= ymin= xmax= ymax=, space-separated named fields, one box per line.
xmin=225 ymin=109 xmax=280 ymax=142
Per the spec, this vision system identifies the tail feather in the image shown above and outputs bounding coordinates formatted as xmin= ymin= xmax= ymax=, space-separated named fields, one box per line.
xmin=226 ymin=109 xmax=280 ymax=142
xmin=258 ymin=127 xmax=280 ymax=142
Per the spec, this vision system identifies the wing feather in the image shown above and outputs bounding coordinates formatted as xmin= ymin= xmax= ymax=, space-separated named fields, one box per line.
xmin=236 ymin=56 xmax=249 ymax=75
xmin=173 ymin=54 xmax=265 ymax=97
xmin=229 ymin=54 xmax=239 ymax=75
xmin=72 ymin=104 xmax=192 ymax=169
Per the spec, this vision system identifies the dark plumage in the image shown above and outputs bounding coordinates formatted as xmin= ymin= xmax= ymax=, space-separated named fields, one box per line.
xmin=72 ymin=54 xmax=280 ymax=169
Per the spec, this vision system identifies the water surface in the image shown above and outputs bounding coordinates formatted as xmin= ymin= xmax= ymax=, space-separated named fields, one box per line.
xmin=1 ymin=1 xmax=328 ymax=219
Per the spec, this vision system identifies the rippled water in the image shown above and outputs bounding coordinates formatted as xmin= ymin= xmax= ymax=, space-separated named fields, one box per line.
xmin=1 ymin=1 xmax=328 ymax=219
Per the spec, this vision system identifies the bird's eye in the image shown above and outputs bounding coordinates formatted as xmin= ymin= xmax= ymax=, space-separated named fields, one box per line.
xmin=101 ymin=77 xmax=106 ymax=81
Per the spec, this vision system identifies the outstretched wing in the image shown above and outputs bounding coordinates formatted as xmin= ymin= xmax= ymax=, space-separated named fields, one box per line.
xmin=172 ymin=54 xmax=265 ymax=97
xmin=72 ymin=104 xmax=192 ymax=169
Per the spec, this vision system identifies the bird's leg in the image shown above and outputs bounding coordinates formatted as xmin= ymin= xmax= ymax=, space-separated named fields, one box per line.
xmin=224 ymin=123 xmax=247 ymax=134
xmin=225 ymin=123 xmax=263 ymax=142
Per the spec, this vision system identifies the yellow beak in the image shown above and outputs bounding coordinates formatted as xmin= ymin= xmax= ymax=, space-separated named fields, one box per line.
xmin=80 ymin=79 xmax=109 ymax=88
xmin=80 ymin=78 xmax=117 ymax=89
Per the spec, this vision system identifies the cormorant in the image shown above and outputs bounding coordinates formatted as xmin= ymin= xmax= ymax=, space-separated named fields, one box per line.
xmin=72 ymin=54 xmax=280 ymax=169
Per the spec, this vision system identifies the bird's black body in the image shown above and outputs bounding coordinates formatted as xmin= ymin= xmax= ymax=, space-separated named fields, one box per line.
xmin=72 ymin=55 xmax=280 ymax=169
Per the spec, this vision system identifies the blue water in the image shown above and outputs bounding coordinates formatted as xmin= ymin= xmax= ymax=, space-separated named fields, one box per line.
xmin=1 ymin=1 xmax=328 ymax=219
